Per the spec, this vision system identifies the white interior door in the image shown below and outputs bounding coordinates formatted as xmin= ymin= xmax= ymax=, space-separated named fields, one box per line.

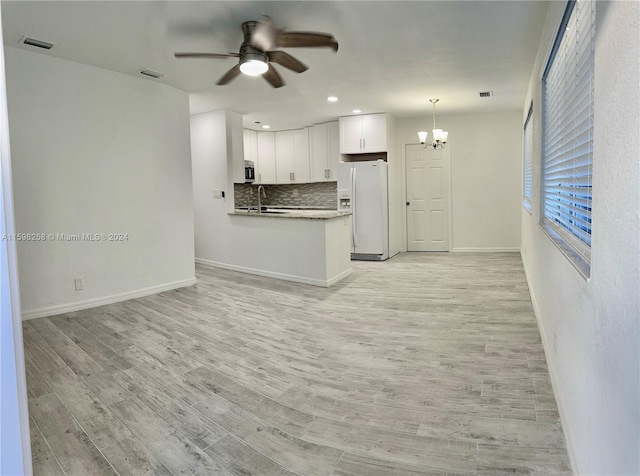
xmin=406 ymin=144 xmax=450 ymax=251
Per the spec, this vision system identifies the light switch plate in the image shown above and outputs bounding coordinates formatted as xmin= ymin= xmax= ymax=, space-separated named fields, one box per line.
xmin=213 ymin=190 xmax=223 ymax=199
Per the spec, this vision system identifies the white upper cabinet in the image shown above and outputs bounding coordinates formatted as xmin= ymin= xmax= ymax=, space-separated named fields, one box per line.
xmin=275 ymin=129 xmax=310 ymax=183
xmin=292 ymin=128 xmax=310 ymax=182
xmin=243 ymin=129 xmax=258 ymax=163
xmin=327 ymin=121 xmax=340 ymax=179
xmin=339 ymin=113 xmax=387 ymax=153
xmin=256 ymin=131 xmax=276 ymax=184
xmin=310 ymin=121 xmax=340 ymax=181
xmin=339 ymin=116 xmax=363 ymax=154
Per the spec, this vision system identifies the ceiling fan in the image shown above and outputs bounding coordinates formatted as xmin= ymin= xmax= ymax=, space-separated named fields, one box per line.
xmin=174 ymin=16 xmax=338 ymax=88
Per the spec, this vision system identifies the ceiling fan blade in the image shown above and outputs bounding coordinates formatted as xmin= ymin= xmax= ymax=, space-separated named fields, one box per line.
xmin=276 ymin=32 xmax=338 ymax=52
xmin=251 ymin=15 xmax=278 ymax=51
xmin=216 ymin=64 xmax=242 ymax=85
xmin=174 ymin=52 xmax=239 ymax=59
xmin=263 ymin=64 xmax=284 ymax=88
xmin=266 ymin=51 xmax=308 ymax=73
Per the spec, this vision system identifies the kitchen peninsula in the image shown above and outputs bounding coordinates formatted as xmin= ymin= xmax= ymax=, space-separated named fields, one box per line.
xmin=191 ymin=109 xmax=353 ymax=287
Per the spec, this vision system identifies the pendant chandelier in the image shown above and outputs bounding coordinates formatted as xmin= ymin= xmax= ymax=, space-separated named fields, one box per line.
xmin=417 ymin=99 xmax=448 ymax=149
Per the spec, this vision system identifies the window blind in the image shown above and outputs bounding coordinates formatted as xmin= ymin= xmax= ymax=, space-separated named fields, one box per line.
xmin=542 ymin=0 xmax=594 ymax=265
xmin=523 ymin=102 xmax=533 ymax=211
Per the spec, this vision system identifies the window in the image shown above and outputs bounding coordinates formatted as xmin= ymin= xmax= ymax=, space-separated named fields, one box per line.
xmin=523 ymin=102 xmax=533 ymax=213
xmin=542 ymin=0 xmax=594 ymax=275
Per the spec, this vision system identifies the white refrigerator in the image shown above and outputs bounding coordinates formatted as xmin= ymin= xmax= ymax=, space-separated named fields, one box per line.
xmin=337 ymin=160 xmax=389 ymax=261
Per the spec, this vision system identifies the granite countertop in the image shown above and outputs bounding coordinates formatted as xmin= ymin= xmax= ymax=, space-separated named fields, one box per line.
xmin=229 ymin=207 xmax=351 ymax=220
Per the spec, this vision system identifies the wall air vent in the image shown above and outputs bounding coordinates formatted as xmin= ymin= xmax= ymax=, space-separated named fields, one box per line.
xmin=20 ymin=36 xmax=55 ymax=50
xmin=479 ymin=91 xmax=493 ymax=98
xmin=140 ymin=69 xmax=164 ymax=79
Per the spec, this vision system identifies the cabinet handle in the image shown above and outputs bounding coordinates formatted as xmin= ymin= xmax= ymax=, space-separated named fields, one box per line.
xmin=363 ymin=138 xmax=365 ymax=151
xmin=290 ymin=172 xmax=294 ymax=181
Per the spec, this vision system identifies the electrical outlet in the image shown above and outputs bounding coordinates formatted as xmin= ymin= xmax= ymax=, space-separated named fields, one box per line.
xmin=292 ymin=189 xmax=299 ymax=197
xmin=74 ymin=278 xmax=83 ymax=291
xmin=553 ymin=331 xmax=558 ymax=353
xmin=212 ymin=190 xmax=223 ymax=199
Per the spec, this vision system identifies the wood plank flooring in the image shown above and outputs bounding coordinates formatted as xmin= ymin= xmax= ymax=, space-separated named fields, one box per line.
xmin=23 ymin=252 xmax=571 ymax=475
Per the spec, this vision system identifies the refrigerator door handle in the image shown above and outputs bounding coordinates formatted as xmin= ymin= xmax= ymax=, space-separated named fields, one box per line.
xmin=351 ymin=167 xmax=357 ymax=248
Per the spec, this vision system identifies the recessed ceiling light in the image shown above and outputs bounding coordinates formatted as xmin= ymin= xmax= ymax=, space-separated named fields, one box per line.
xmin=352 ymin=109 xmax=362 ymax=114
xmin=262 ymin=124 xmax=271 ymax=129
xmin=327 ymin=96 xmax=338 ymax=102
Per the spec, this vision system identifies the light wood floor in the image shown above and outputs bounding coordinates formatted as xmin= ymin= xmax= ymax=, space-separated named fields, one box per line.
xmin=23 ymin=252 xmax=571 ymax=475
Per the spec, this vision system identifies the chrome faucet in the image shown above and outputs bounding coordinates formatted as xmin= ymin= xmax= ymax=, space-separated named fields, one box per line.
xmin=257 ymin=185 xmax=266 ymax=213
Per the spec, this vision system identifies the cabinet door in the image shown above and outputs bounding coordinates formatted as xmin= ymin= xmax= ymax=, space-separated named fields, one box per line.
xmin=339 ymin=116 xmax=364 ymax=153
xmin=363 ymin=114 xmax=387 ymax=152
xmin=310 ymin=123 xmax=329 ymax=182
xmin=243 ymin=129 xmax=257 ymax=162
xmin=327 ymin=121 xmax=340 ymax=180
xmin=256 ymin=131 xmax=276 ymax=184
xmin=275 ymin=131 xmax=294 ymax=183
xmin=293 ymin=128 xmax=310 ymax=182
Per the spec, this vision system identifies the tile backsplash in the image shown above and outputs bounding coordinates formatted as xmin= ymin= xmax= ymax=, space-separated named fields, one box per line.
xmin=234 ymin=182 xmax=337 ymax=209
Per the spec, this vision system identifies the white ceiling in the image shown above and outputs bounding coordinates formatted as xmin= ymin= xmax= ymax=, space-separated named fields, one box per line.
xmin=1 ymin=1 xmax=549 ymax=130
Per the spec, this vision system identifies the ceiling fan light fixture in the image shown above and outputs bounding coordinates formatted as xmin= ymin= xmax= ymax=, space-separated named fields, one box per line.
xmin=240 ymin=59 xmax=268 ymax=76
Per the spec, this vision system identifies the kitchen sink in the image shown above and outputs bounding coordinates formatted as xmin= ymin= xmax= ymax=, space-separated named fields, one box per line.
xmin=234 ymin=207 xmax=290 ymax=215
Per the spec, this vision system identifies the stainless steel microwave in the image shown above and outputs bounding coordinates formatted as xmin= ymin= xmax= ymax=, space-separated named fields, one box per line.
xmin=244 ymin=160 xmax=255 ymax=183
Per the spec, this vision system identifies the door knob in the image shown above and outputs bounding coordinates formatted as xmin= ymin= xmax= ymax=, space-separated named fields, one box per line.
xmin=406 ymin=201 xmax=410 ymax=206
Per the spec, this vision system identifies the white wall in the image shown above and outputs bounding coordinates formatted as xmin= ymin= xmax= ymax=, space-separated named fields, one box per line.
xmin=397 ymin=111 xmax=522 ymax=251
xmin=386 ymin=114 xmax=402 ymax=258
xmin=5 ymin=48 xmax=195 ymax=319
xmin=0 ymin=9 xmax=31 ymax=472
xmin=521 ymin=2 xmax=640 ymax=474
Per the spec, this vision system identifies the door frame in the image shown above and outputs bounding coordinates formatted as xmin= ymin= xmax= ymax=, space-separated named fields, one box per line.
xmin=402 ymin=142 xmax=453 ymax=252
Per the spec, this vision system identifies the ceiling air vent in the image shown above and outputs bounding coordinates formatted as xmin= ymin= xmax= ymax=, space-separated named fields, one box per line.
xmin=20 ymin=36 xmax=55 ymax=50
xmin=140 ymin=69 xmax=164 ymax=79
xmin=479 ymin=91 xmax=493 ymax=98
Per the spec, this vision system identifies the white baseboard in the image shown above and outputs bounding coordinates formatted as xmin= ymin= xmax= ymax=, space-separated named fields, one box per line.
xmin=521 ymin=256 xmax=579 ymax=475
xmin=326 ymin=268 xmax=353 ymax=286
xmin=196 ymin=258 xmax=351 ymax=288
xmin=21 ymin=277 xmax=197 ymax=320
xmin=452 ymin=247 xmax=521 ymax=253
